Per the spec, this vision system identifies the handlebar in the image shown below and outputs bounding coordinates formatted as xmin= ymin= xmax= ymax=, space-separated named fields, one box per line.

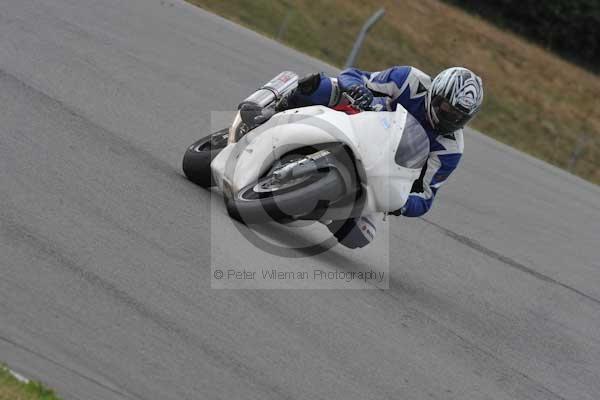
xmin=342 ymin=92 xmax=373 ymax=112
xmin=341 ymin=92 xmax=386 ymax=112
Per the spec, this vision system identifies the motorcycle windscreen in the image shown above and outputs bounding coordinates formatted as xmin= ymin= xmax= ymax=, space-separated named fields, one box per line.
xmin=394 ymin=114 xmax=429 ymax=169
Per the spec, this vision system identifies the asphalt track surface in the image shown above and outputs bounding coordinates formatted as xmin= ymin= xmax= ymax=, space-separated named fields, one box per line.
xmin=1 ymin=1 xmax=600 ymax=399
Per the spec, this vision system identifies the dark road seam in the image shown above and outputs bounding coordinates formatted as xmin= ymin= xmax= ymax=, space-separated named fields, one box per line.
xmin=377 ymin=289 xmax=570 ymax=400
xmin=422 ymin=218 xmax=600 ymax=306
xmin=0 ymin=217 xmax=297 ymax=399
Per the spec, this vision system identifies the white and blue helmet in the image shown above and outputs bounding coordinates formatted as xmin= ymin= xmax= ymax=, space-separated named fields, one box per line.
xmin=426 ymin=67 xmax=484 ymax=134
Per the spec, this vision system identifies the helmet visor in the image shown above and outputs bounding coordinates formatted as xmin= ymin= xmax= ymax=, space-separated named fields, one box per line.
xmin=431 ymin=95 xmax=474 ymax=133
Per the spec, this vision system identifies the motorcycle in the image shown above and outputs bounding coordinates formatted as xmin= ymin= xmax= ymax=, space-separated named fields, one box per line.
xmin=182 ymin=71 xmax=429 ymax=224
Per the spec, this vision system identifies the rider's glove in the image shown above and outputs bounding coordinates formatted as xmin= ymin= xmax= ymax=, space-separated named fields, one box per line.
xmin=345 ymin=84 xmax=373 ymax=109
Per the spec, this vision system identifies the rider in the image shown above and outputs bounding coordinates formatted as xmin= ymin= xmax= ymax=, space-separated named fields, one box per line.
xmin=240 ymin=66 xmax=484 ymax=249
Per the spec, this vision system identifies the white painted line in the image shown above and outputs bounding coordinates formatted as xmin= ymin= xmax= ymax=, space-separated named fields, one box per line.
xmin=8 ymin=368 xmax=30 ymax=383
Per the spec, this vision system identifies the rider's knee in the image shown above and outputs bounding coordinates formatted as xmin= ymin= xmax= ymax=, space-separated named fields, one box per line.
xmin=297 ymin=73 xmax=324 ymax=95
xmin=293 ymin=73 xmax=339 ymax=107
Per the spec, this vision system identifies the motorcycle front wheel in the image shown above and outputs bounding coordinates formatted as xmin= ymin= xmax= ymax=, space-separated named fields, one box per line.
xmin=226 ymin=165 xmax=345 ymax=224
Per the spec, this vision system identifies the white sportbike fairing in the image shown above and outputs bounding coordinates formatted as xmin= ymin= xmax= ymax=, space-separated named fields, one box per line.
xmin=208 ymin=105 xmax=427 ymax=222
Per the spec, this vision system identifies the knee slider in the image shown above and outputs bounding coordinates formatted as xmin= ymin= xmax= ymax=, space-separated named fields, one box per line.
xmin=327 ymin=217 xmax=375 ymax=249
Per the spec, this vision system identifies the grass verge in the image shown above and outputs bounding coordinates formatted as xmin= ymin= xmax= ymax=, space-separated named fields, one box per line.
xmin=188 ymin=0 xmax=599 ymax=184
xmin=0 ymin=364 xmax=62 ymax=400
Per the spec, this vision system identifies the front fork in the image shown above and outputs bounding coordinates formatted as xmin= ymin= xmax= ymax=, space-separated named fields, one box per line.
xmin=228 ymin=111 xmax=246 ymax=144
xmin=275 ymin=144 xmax=360 ymax=200
xmin=271 ymin=150 xmax=331 ymax=182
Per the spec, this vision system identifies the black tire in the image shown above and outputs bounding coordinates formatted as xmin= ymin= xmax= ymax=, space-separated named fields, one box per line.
xmin=226 ymin=167 xmax=345 ymax=224
xmin=182 ymin=128 xmax=229 ymax=187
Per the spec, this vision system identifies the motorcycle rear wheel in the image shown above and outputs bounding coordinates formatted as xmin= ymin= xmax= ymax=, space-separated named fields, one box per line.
xmin=182 ymin=128 xmax=229 ymax=187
